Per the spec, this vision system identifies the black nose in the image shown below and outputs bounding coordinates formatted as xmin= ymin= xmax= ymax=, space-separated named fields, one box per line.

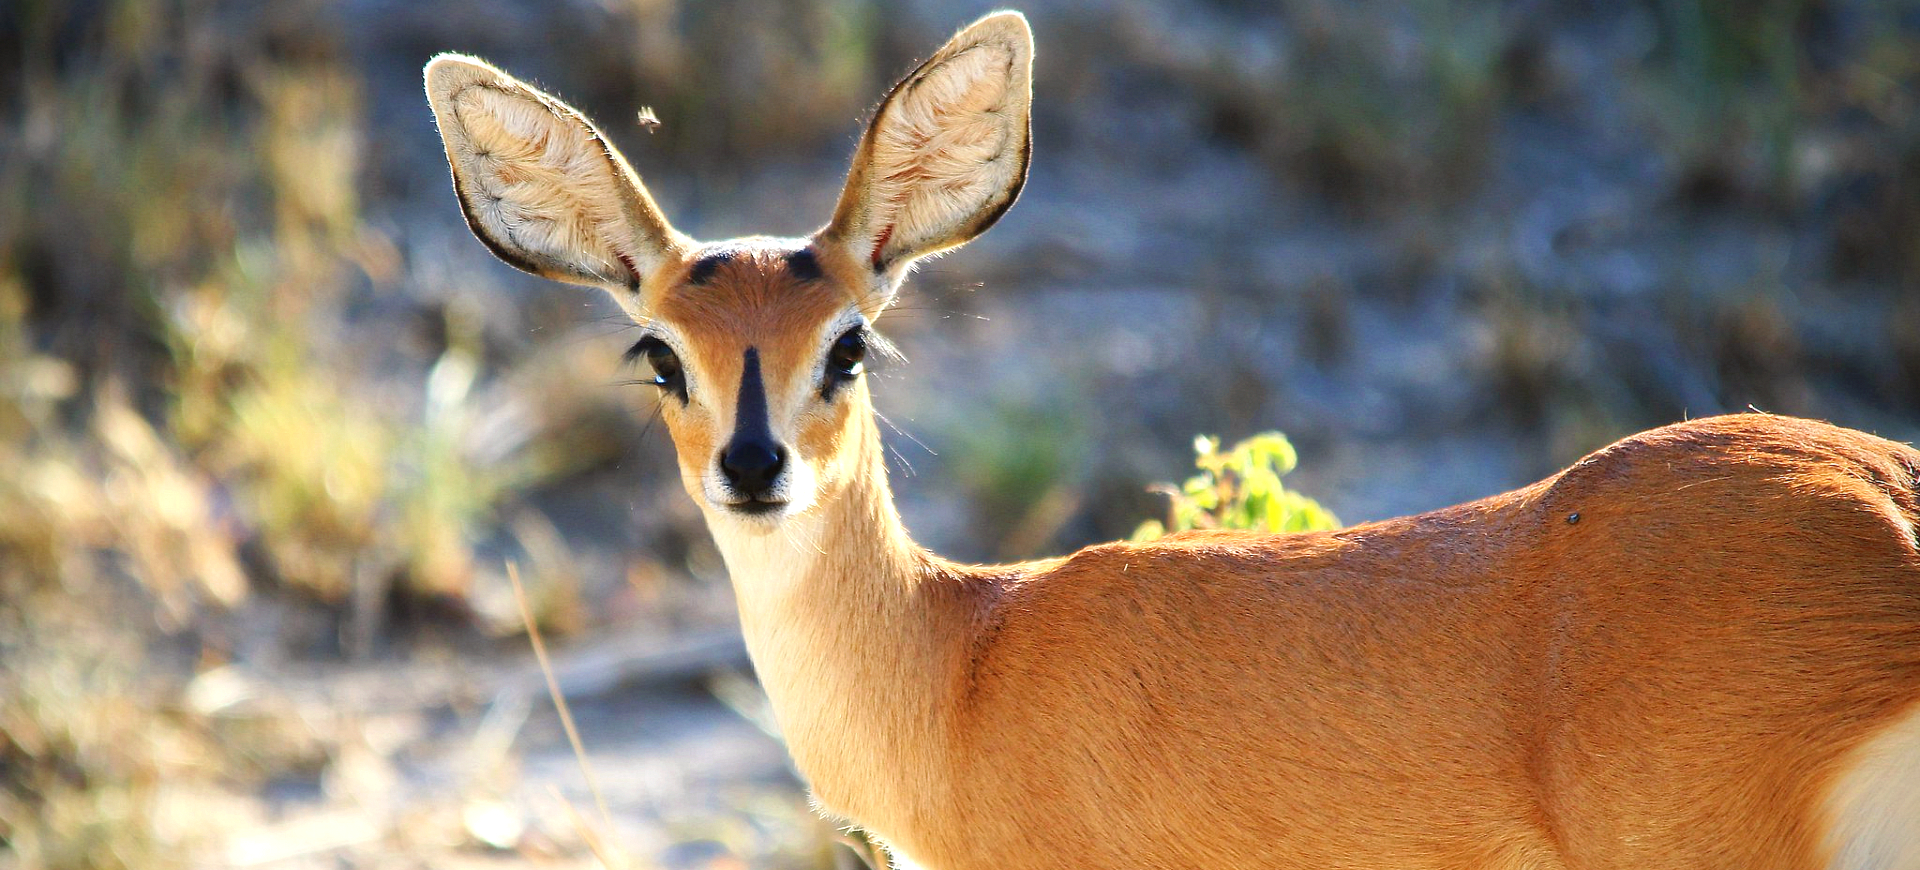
xmin=720 ymin=440 xmax=786 ymax=497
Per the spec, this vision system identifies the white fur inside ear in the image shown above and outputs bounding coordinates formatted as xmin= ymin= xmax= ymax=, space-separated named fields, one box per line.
xmin=447 ymin=84 xmax=638 ymax=283
xmin=859 ymin=24 xmax=1029 ymax=269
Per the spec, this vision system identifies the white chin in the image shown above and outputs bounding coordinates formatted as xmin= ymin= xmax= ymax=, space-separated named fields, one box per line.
xmin=719 ymin=501 xmax=790 ymax=523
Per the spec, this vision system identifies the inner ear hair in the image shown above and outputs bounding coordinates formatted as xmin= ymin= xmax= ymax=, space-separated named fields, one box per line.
xmin=424 ymin=54 xmax=686 ymax=294
xmin=822 ymin=12 xmax=1034 ymax=285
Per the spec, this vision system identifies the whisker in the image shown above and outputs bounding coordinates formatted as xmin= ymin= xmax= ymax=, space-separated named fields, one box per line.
xmin=587 ymin=312 xmax=649 ymax=326
xmin=875 ymin=410 xmax=936 ymax=457
xmin=799 ymin=518 xmax=827 ymax=556
xmin=869 ymin=331 xmax=908 ymax=366
xmin=635 ymin=393 xmax=668 ymax=443
xmin=883 ymin=309 xmax=989 ymax=322
xmin=884 ymin=440 xmax=917 ymax=477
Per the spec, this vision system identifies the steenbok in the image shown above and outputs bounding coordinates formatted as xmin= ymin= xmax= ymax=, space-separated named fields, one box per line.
xmin=427 ymin=12 xmax=1920 ymax=869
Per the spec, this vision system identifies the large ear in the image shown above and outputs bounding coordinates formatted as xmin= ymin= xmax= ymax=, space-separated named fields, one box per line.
xmin=424 ymin=55 xmax=687 ymax=295
xmin=821 ymin=12 xmax=1033 ymax=300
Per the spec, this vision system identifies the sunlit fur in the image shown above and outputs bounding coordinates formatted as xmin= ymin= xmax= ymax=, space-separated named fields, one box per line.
xmin=641 ymin=241 xmax=866 ymax=523
xmin=425 ymin=53 xmax=688 ymax=292
xmin=822 ymin=13 xmax=1033 ymax=306
xmin=1827 ymin=703 xmax=1920 ymax=869
xmin=428 ymin=12 xmax=1920 ymax=870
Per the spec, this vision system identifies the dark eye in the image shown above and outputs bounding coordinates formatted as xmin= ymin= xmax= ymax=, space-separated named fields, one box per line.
xmin=822 ymin=326 xmax=867 ymax=397
xmin=626 ymin=335 xmax=687 ymax=400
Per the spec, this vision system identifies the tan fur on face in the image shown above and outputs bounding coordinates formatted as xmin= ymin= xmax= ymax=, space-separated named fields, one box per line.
xmin=642 ymin=243 xmax=866 ymax=512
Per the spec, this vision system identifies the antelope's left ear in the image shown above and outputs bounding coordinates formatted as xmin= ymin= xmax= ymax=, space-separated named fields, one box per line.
xmin=820 ymin=11 xmax=1033 ymax=310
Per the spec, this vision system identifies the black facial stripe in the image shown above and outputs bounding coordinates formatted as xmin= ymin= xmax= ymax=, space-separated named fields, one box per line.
xmin=732 ymin=347 xmax=773 ymax=447
xmin=784 ymin=247 xmax=823 ymax=282
xmin=687 ymin=249 xmax=737 ymax=285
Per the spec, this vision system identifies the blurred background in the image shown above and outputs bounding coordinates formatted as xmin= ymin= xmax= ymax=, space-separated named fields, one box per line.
xmin=3 ymin=0 xmax=1917 ymax=866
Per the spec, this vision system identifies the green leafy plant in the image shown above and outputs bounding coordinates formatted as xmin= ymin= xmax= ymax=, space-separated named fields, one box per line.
xmin=1133 ymin=432 xmax=1339 ymax=540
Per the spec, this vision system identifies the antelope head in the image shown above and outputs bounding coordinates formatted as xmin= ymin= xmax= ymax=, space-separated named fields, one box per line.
xmin=424 ymin=13 xmax=1033 ymax=536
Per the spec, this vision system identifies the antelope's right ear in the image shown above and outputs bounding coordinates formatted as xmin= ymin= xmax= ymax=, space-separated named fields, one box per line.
xmin=424 ymin=55 xmax=686 ymax=296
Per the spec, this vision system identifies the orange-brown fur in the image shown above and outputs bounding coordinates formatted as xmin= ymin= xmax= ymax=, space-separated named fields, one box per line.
xmin=638 ymin=245 xmax=866 ymax=499
xmin=731 ymin=402 xmax=1920 ymax=869
xmin=903 ymin=415 xmax=1920 ymax=868
xmin=426 ymin=13 xmax=1920 ymax=868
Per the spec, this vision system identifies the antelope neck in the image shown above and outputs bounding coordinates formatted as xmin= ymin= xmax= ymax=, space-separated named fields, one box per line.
xmin=703 ymin=400 xmax=963 ymax=822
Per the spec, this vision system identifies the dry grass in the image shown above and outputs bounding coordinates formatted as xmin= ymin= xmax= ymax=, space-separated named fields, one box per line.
xmin=0 ymin=1 xmax=675 ymax=864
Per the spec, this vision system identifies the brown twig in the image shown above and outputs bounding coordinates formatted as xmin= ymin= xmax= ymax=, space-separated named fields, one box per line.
xmin=507 ymin=560 xmax=626 ymax=868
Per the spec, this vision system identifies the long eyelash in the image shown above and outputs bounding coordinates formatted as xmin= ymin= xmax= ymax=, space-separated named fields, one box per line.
xmin=623 ymin=335 xmax=656 ymax=366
